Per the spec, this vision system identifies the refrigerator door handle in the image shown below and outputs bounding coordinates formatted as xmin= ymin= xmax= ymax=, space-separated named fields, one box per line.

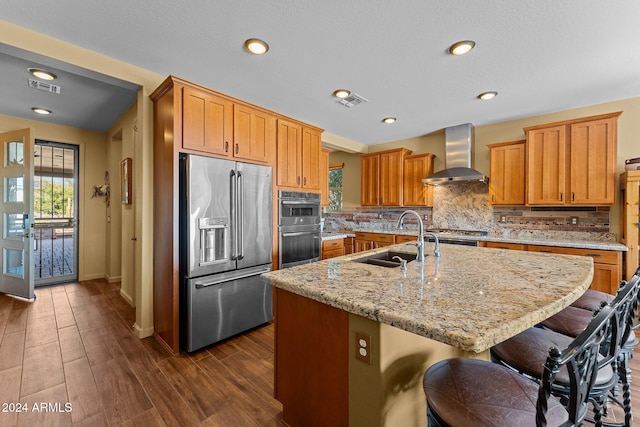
xmin=193 ymin=266 xmax=272 ymax=288
xmin=237 ymin=170 xmax=244 ymax=260
xmin=230 ymin=169 xmax=238 ymax=260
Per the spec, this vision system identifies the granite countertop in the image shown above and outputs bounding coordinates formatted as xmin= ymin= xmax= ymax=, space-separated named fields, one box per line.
xmin=322 ymin=228 xmax=627 ymax=251
xmin=321 ymin=232 xmax=354 ymax=241
xmin=263 ymin=242 xmax=594 ymax=353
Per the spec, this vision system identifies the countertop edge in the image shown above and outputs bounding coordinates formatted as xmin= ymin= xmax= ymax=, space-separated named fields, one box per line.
xmin=322 ymin=229 xmax=627 ymax=251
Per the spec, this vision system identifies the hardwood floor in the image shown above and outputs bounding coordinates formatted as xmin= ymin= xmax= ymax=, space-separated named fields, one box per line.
xmin=0 ymin=279 xmax=638 ymax=426
xmin=0 ymin=279 xmax=282 ymax=426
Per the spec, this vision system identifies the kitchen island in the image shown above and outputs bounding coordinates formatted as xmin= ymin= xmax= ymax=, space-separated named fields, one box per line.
xmin=262 ymin=243 xmax=594 ymax=427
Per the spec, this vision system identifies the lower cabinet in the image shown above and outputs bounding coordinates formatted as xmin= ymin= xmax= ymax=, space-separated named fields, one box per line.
xmin=343 ymin=237 xmax=355 ymax=255
xmin=481 ymin=241 xmax=526 ymax=251
xmin=322 ymin=239 xmax=344 ymax=260
xmin=481 ymin=242 xmax=622 ymax=295
xmin=354 ymin=232 xmax=395 ymax=252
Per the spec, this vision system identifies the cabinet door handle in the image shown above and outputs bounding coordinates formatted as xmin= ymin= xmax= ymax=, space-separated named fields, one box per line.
xmin=571 ymin=192 xmax=575 ymax=201
xmin=587 ymin=253 xmax=601 ymax=258
xmin=303 ymin=177 xmax=307 ymax=185
xmin=235 ymin=143 xmax=239 ymax=154
xmin=297 ymin=176 xmax=301 ymax=184
xmin=225 ymin=141 xmax=229 ymax=152
xmin=491 ymin=194 xmax=495 ymax=203
xmin=559 ymin=193 xmax=563 ymax=201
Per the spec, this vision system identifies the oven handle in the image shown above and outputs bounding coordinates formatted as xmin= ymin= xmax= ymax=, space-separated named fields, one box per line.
xmin=281 ymin=231 xmax=320 ymax=237
xmin=280 ymin=200 xmax=315 ymax=205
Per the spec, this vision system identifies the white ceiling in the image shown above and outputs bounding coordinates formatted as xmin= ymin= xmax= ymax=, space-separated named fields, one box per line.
xmin=1 ymin=0 xmax=640 ymax=145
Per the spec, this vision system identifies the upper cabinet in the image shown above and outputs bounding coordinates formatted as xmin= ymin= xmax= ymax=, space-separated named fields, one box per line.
xmin=403 ymin=153 xmax=435 ymax=207
xmin=180 ymin=82 xmax=275 ymax=164
xmin=524 ymin=112 xmax=621 ymax=206
xmin=488 ymin=140 xmax=525 ymax=205
xmin=182 ymin=87 xmax=233 ymax=156
xmin=320 ymin=149 xmax=330 ymax=206
xmin=276 ymin=119 xmax=321 ymax=190
xmin=234 ymin=104 xmax=276 ymax=163
xmin=361 ymin=148 xmax=411 ymax=206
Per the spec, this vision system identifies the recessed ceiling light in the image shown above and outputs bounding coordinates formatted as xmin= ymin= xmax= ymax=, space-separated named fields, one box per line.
xmin=31 ymin=107 xmax=52 ymax=115
xmin=244 ymin=38 xmax=269 ymax=55
xmin=332 ymin=89 xmax=351 ymax=99
xmin=448 ymin=40 xmax=476 ymax=56
xmin=28 ymin=68 xmax=57 ymax=80
xmin=478 ymin=91 xmax=498 ymax=100
xmin=382 ymin=117 xmax=397 ymax=124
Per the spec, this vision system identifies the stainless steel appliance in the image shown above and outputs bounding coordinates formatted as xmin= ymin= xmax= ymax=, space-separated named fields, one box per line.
xmin=278 ymin=191 xmax=321 ymax=269
xmin=180 ymin=154 xmax=273 ymax=352
xmin=430 ymin=229 xmax=489 ymax=247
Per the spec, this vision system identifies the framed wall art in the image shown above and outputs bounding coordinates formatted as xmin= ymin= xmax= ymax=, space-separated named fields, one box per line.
xmin=120 ymin=157 xmax=132 ymax=205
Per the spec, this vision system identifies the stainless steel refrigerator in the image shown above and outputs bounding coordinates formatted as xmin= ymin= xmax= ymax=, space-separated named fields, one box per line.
xmin=180 ymin=154 xmax=273 ymax=352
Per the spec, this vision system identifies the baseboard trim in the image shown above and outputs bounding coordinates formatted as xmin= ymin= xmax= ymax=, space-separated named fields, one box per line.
xmin=134 ymin=323 xmax=154 ymax=339
xmin=119 ymin=288 xmax=134 ymax=307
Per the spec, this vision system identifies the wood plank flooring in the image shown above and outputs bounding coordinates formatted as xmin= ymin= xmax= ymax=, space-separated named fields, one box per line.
xmin=0 ymin=279 xmax=282 ymax=426
xmin=0 ymin=278 xmax=638 ymax=426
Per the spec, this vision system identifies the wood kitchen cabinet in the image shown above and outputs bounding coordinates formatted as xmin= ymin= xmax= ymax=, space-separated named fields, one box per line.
xmin=488 ymin=140 xmax=525 ymax=205
xmin=361 ymin=148 xmax=411 ymax=206
xmin=182 ymin=86 xmax=233 ymax=156
xmin=322 ymin=238 xmax=344 ymax=259
xmin=620 ymin=170 xmax=640 ymax=280
xmin=524 ymin=112 xmax=620 ymax=206
xmin=276 ymin=119 xmax=321 ymax=190
xmin=343 ymin=236 xmax=355 ymax=255
xmin=480 ymin=241 xmax=526 ymax=251
xmin=525 ymin=125 xmax=566 ymax=205
xmin=320 ymin=148 xmax=330 ymax=206
xmin=234 ymin=103 xmax=276 ymax=164
xmin=181 ymin=83 xmax=276 ymax=164
xmin=354 ymin=232 xmax=395 ymax=252
xmin=403 ymin=153 xmax=435 ymax=207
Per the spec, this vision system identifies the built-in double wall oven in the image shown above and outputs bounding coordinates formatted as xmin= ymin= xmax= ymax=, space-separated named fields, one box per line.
xmin=278 ymin=191 xmax=321 ymax=269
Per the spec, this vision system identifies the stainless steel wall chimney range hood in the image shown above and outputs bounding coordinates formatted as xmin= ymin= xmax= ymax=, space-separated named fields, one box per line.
xmin=422 ymin=123 xmax=488 ymax=185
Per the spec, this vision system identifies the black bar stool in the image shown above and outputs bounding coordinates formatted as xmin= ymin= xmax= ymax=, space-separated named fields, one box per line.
xmin=492 ymin=272 xmax=640 ymax=427
xmin=423 ymin=304 xmax=614 ymax=427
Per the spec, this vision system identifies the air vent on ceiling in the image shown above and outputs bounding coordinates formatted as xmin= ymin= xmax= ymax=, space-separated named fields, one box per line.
xmin=336 ymin=92 xmax=368 ymax=108
xmin=28 ymin=78 xmax=61 ymax=94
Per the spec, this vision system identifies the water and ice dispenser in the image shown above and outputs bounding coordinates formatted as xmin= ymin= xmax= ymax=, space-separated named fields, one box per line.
xmin=199 ymin=217 xmax=228 ymax=265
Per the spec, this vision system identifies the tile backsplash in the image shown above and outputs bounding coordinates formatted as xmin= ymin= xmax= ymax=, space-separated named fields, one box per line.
xmin=323 ymin=181 xmax=616 ymax=242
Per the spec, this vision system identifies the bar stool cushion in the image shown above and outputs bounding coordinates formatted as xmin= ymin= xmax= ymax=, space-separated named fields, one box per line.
xmin=540 ymin=305 xmax=594 ymax=337
xmin=570 ymin=289 xmax=615 ymax=311
xmin=423 ymin=358 xmax=569 ymax=427
xmin=491 ymin=327 xmax=614 ymax=386
xmin=541 ymin=305 xmax=638 ymax=348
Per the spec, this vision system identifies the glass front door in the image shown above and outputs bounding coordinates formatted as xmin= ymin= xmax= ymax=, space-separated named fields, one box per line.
xmin=33 ymin=141 xmax=78 ymax=286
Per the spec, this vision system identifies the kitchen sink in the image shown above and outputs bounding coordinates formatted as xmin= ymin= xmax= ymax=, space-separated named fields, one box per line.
xmin=350 ymin=251 xmax=415 ymax=268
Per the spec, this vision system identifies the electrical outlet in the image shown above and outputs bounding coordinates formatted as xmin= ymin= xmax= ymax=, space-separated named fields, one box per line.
xmin=570 ymin=216 xmax=579 ymax=225
xmin=500 ymin=215 xmax=507 ymax=223
xmin=355 ymin=332 xmax=371 ymax=364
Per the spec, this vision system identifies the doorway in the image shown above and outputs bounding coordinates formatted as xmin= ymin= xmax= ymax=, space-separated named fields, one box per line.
xmin=33 ymin=140 xmax=78 ymax=286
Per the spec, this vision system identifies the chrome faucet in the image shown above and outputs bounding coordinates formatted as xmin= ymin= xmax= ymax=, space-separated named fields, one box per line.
xmin=396 ymin=210 xmax=426 ymax=263
xmin=423 ymin=233 xmax=440 ymax=258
